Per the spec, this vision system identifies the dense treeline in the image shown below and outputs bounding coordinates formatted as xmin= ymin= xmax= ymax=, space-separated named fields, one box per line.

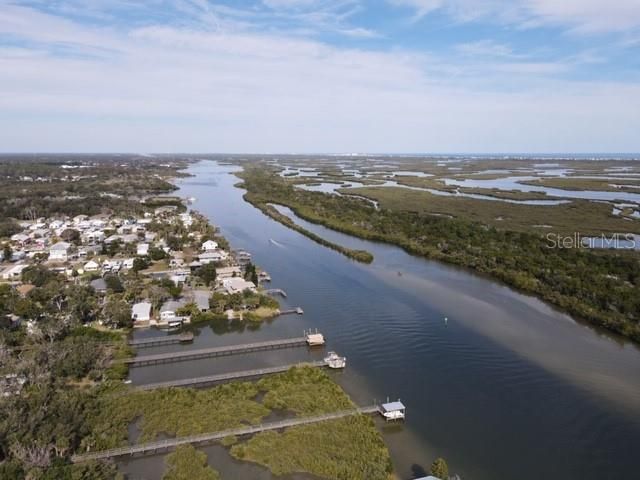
xmin=239 ymin=167 xmax=640 ymax=342
xmin=0 ymin=158 xmax=186 ymax=224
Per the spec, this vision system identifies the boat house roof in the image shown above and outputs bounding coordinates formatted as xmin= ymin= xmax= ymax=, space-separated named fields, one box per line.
xmin=381 ymin=401 xmax=405 ymax=412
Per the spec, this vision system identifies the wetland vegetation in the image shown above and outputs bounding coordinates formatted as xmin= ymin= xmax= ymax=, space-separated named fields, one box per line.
xmin=238 ymin=165 xmax=640 ymax=342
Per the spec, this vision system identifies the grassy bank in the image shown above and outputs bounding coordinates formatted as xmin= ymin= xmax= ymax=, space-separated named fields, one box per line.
xmin=84 ymin=367 xmax=392 ymax=479
xmin=237 ymin=166 xmax=640 ymax=343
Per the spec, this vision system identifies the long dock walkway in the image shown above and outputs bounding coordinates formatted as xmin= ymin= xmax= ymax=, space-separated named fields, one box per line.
xmin=122 ymin=336 xmax=310 ymax=366
xmin=128 ymin=333 xmax=194 ymax=348
xmin=71 ymin=405 xmax=379 ymax=463
xmin=136 ymin=361 xmax=327 ymax=391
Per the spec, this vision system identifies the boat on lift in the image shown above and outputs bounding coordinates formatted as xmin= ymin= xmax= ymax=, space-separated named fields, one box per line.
xmin=324 ymin=351 xmax=346 ymax=369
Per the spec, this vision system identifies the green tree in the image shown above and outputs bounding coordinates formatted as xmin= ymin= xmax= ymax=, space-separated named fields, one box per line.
xmin=103 ymin=298 xmax=132 ymax=328
xmin=104 ymin=274 xmax=124 ymax=293
xmin=60 ymin=228 xmax=81 ymax=245
xmin=163 ymin=445 xmax=220 ymax=480
xmin=196 ymin=263 xmax=217 ymax=286
xmin=3 ymin=242 xmax=12 ymax=261
xmin=149 ymin=247 xmax=167 ymax=261
xmin=132 ymin=257 xmax=150 ymax=273
xmin=244 ymin=262 xmax=258 ymax=285
xmin=430 ymin=457 xmax=449 ymax=479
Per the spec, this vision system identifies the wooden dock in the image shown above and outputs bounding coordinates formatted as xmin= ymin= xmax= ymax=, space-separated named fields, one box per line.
xmin=279 ymin=307 xmax=304 ymax=315
xmin=122 ymin=336 xmax=311 ymax=366
xmin=71 ymin=405 xmax=379 ymax=463
xmin=265 ymin=288 xmax=287 ymax=298
xmin=128 ymin=333 xmax=194 ymax=348
xmin=136 ymin=361 xmax=327 ymax=390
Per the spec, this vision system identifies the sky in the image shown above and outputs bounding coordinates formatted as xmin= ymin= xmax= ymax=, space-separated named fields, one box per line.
xmin=1 ymin=0 xmax=639 ymax=153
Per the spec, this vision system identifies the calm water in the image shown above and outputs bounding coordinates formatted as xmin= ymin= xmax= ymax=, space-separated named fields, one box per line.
xmin=123 ymin=160 xmax=640 ymax=480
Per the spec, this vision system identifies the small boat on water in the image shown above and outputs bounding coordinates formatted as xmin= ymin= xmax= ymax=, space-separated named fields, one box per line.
xmin=324 ymin=351 xmax=346 ymax=369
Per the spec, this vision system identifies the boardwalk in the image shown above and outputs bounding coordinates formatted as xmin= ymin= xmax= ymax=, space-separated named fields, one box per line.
xmin=136 ymin=361 xmax=327 ymax=390
xmin=71 ymin=405 xmax=379 ymax=463
xmin=128 ymin=333 xmax=194 ymax=348
xmin=122 ymin=336 xmax=310 ymax=366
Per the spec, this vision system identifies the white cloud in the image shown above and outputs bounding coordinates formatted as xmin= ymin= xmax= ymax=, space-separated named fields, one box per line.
xmin=0 ymin=3 xmax=638 ymax=152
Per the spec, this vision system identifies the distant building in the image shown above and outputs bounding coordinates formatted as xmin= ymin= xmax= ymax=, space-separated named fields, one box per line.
xmin=90 ymin=278 xmax=107 ymax=294
xmin=84 ymin=260 xmax=100 ymax=272
xmin=49 ymin=241 xmax=71 ymax=262
xmin=136 ymin=243 xmax=149 ymax=256
xmin=2 ymin=264 xmax=27 ymax=281
xmin=202 ymin=240 xmax=218 ymax=251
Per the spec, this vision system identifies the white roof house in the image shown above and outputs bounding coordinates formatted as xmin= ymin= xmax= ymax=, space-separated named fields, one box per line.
xmin=122 ymin=258 xmax=135 ymax=270
xmin=136 ymin=243 xmax=149 ymax=256
xmin=202 ymin=240 xmax=218 ymax=251
xmin=222 ymin=277 xmax=256 ymax=295
xmin=10 ymin=233 xmax=29 ymax=244
xmin=49 ymin=242 xmax=70 ymax=262
xmin=84 ymin=260 xmax=100 ymax=272
xmin=131 ymin=302 xmax=152 ymax=323
xmin=1 ymin=264 xmax=27 ymax=281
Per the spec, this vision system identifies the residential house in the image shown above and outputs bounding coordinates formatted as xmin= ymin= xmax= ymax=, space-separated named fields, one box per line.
xmin=90 ymin=278 xmax=107 ymax=295
xmin=198 ymin=250 xmax=228 ymax=265
xmin=192 ymin=290 xmax=211 ymax=312
xmin=202 ymin=240 xmax=218 ymax=251
xmin=10 ymin=233 xmax=29 ymax=245
xmin=122 ymin=258 xmax=135 ymax=270
xmin=131 ymin=302 xmax=152 ymax=323
xmin=222 ymin=277 xmax=256 ymax=295
xmin=159 ymin=299 xmax=187 ymax=324
xmin=170 ymin=269 xmax=190 ymax=285
xmin=137 ymin=243 xmax=149 ymax=256
xmin=84 ymin=260 xmax=100 ymax=272
xmin=48 ymin=242 xmax=71 ymax=262
xmin=216 ymin=266 xmax=242 ymax=279
xmin=1 ymin=264 xmax=27 ymax=281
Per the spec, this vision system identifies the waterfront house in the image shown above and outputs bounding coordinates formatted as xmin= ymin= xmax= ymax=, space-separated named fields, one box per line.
xmin=198 ymin=250 xmax=228 ymax=264
xmin=222 ymin=277 xmax=256 ymax=295
xmin=159 ymin=299 xmax=188 ymax=325
xmin=131 ymin=302 xmax=152 ymax=323
xmin=192 ymin=290 xmax=211 ymax=312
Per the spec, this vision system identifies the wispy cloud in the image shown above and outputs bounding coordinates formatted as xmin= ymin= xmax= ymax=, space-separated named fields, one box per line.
xmin=0 ymin=1 xmax=638 ymax=152
xmin=388 ymin=0 xmax=640 ymax=34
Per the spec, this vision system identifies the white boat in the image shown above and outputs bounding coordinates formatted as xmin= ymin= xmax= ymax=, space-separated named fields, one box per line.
xmin=324 ymin=351 xmax=346 ymax=369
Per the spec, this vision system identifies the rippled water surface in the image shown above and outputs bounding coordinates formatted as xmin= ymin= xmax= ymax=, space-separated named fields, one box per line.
xmin=124 ymin=160 xmax=640 ymax=480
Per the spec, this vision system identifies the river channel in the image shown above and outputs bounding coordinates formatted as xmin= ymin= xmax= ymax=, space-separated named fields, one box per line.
xmin=121 ymin=160 xmax=640 ymax=480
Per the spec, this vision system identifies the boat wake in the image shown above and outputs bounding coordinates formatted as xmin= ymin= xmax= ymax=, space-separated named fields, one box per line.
xmin=269 ymin=238 xmax=285 ymax=248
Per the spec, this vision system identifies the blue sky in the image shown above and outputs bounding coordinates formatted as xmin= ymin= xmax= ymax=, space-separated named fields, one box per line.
xmin=1 ymin=0 xmax=639 ymax=153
